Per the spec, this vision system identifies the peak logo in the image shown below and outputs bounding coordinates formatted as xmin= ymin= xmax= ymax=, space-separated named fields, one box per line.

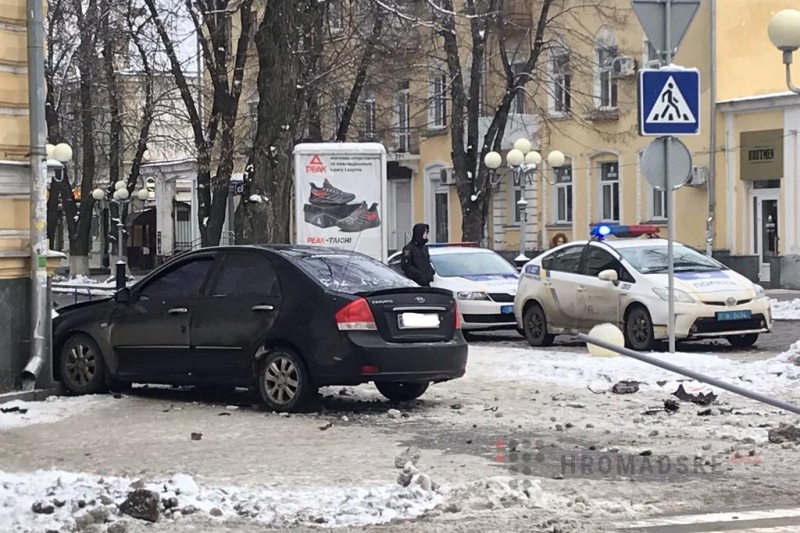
xmin=306 ymin=155 xmax=325 ymax=173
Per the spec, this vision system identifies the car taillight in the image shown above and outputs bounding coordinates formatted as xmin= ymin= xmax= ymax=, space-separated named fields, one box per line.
xmin=335 ymin=298 xmax=377 ymax=331
xmin=453 ymin=301 xmax=460 ymax=329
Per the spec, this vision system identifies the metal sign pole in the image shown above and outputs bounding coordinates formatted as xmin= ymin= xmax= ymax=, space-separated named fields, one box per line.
xmin=664 ymin=0 xmax=677 ymax=354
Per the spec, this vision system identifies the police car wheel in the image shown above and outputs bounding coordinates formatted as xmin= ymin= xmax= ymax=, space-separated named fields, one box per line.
xmin=523 ymin=303 xmax=555 ymax=347
xmin=726 ymin=333 xmax=758 ymax=348
xmin=624 ymin=305 xmax=654 ymax=351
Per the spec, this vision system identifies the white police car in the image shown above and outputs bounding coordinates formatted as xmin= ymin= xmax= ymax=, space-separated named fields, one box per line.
xmin=388 ymin=244 xmax=521 ymax=333
xmin=514 ymin=225 xmax=772 ymax=351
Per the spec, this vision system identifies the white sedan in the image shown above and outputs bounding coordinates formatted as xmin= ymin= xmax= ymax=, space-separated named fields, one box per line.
xmin=514 ymin=225 xmax=773 ymax=351
xmin=388 ymin=244 xmax=521 ymax=334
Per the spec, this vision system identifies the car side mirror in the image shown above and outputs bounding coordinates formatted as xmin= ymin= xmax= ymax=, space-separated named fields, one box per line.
xmin=598 ymin=269 xmax=618 ymax=283
xmin=114 ymin=287 xmax=131 ymax=304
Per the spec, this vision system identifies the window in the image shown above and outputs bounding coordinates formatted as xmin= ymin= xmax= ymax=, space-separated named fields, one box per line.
xmin=640 ymin=151 xmax=667 ymax=220
xmin=552 ymin=51 xmax=571 ymax=114
xmin=512 ymin=62 xmax=527 ymax=114
xmin=363 ymin=95 xmax=376 ymax=139
xmin=139 ymin=256 xmax=214 ymax=300
xmin=211 ymin=252 xmax=280 ymax=297
xmin=328 ymin=0 xmax=343 ymax=33
xmin=429 ymin=70 xmax=447 ymax=128
xmin=393 ymin=81 xmax=410 ymax=152
xmin=429 ymin=251 xmax=518 ymax=278
xmin=511 ymin=187 xmax=524 ymax=224
xmin=293 ymin=253 xmax=417 ymax=293
xmin=595 ymin=28 xmax=618 ymax=109
xmin=583 ymin=246 xmax=635 ymax=282
xmin=617 ymin=245 xmax=726 ymax=274
xmin=644 ymin=38 xmax=661 ymax=67
xmin=599 ymin=161 xmax=620 ymax=222
xmin=544 ymin=245 xmax=584 ymax=273
xmin=553 ymin=163 xmax=573 ymax=224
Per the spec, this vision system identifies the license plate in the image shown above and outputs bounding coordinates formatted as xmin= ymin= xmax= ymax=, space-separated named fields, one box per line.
xmin=501 ymin=305 xmax=513 ymax=314
xmin=716 ymin=310 xmax=751 ymax=321
xmin=398 ymin=312 xmax=440 ymax=329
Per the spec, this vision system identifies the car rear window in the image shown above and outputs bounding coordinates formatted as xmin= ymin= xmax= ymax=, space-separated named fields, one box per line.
xmin=294 ymin=253 xmax=418 ymax=294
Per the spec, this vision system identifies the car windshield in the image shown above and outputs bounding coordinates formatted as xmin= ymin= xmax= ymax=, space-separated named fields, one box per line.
xmin=294 ymin=253 xmax=418 ymax=293
xmin=617 ymin=245 xmax=726 ymax=274
xmin=430 ymin=251 xmax=518 ymax=278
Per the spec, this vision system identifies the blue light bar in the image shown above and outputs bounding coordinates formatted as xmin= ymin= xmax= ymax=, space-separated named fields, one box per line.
xmin=590 ymin=224 xmax=660 ymax=239
xmin=427 ymin=242 xmax=479 ymax=248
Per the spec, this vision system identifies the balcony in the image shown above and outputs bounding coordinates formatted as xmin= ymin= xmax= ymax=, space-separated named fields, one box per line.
xmin=501 ymin=0 xmax=532 ymax=28
xmin=477 ymin=113 xmax=540 ymax=150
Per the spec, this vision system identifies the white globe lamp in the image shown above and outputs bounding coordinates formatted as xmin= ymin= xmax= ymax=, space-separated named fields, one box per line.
xmin=91 ymin=188 xmax=105 ymax=201
xmin=137 ymin=188 xmax=149 ymax=201
xmin=114 ymin=188 xmax=129 ymax=201
xmin=586 ymin=323 xmax=625 ymax=358
xmin=513 ymin=138 xmax=532 ymax=154
xmin=506 ymin=149 xmax=525 ymax=167
xmin=484 ymin=151 xmax=502 ymax=170
xmin=114 ymin=180 xmax=127 ymax=191
xmin=46 ymin=144 xmax=55 ymax=159
xmin=53 ymin=143 xmax=73 ymax=163
xmin=547 ymin=150 xmax=566 ymax=168
xmin=524 ymin=150 xmax=542 ymax=166
xmin=768 ymin=9 xmax=800 ymax=51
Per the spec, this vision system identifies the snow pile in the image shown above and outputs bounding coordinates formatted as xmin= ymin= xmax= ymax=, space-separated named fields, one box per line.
xmin=0 ymin=469 xmax=444 ymax=532
xmin=770 ymin=298 xmax=800 ymax=320
xmin=437 ymin=476 xmax=658 ymax=521
xmin=0 ymin=395 xmax=109 ymax=431
xmin=51 ymin=274 xmax=98 ymax=285
xmin=470 ymin=344 xmax=800 ymax=395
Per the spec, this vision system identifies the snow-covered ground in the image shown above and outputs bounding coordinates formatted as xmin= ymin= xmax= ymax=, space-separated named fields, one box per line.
xmin=4 ymin=339 xmax=800 ymax=532
xmin=770 ymin=298 xmax=800 ymax=320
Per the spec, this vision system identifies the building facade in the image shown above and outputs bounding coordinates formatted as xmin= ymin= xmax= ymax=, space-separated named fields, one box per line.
xmin=0 ymin=0 xmax=62 ymax=392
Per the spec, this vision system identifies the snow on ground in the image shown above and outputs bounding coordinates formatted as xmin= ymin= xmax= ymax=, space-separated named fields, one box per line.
xmin=466 ymin=340 xmax=800 ymax=398
xmin=770 ymin=298 xmax=800 ymax=320
xmin=0 ymin=395 xmax=109 ymax=431
xmin=0 ymin=469 xmax=444 ymax=532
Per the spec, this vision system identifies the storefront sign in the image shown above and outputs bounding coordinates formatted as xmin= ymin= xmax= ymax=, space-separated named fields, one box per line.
xmin=740 ymin=129 xmax=783 ymax=181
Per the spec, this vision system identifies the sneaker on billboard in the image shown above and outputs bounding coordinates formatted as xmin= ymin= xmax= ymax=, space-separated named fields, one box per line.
xmin=335 ymin=202 xmax=381 ymax=232
xmin=309 ymin=178 xmax=356 ymax=206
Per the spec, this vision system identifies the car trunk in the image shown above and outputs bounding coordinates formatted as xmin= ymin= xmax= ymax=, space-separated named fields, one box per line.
xmin=361 ymin=287 xmax=457 ymax=343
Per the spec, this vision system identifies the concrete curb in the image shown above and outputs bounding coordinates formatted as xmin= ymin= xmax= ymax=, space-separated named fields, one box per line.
xmin=0 ymin=384 xmax=63 ymax=404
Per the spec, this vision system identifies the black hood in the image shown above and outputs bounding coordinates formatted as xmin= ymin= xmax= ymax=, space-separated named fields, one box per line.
xmin=412 ymin=223 xmax=429 ymax=245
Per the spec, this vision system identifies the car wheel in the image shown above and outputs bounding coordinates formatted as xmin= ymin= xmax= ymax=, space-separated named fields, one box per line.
xmin=624 ymin=305 xmax=654 ymax=351
xmin=375 ymin=382 xmax=429 ymax=402
xmin=727 ymin=333 xmax=759 ymax=348
xmin=257 ymin=348 xmax=315 ymax=413
xmin=522 ymin=303 xmax=555 ymax=347
xmin=59 ymin=334 xmax=107 ymax=395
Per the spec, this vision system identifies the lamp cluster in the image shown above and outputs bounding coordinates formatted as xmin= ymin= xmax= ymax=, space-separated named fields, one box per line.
xmin=92 ymin=180 xmax=150 ymax=202
xmin=483 ymin=138 xmax=565 ymax=171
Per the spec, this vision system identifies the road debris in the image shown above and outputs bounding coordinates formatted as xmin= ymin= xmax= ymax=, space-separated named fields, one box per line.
xmin=612 ymin=381 xmax=640 ymax=394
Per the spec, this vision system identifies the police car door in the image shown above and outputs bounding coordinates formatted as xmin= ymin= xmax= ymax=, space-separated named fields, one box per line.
xmin=540 ymin=244 xmax=585 ymax=331
xmin=578 ymin=243 xmax=632 ymax=329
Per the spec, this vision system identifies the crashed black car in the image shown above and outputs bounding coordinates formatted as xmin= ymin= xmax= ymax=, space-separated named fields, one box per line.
xmin=52 ymin=245 xmax=468 ymax=412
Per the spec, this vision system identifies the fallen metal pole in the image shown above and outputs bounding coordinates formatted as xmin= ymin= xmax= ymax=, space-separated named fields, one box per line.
xmin=577 ymin=333 xmax=800 ymax=415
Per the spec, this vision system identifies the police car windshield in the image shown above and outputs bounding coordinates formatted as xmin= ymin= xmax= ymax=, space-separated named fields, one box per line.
xmin=430 ymin=252 xmax=518 ymax=278
xmin=617 ymin=245 xmax=725 ymax=274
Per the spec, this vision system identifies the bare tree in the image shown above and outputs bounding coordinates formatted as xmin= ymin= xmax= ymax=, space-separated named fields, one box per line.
xmin=143 ymin=0 xmax=255 ymax=247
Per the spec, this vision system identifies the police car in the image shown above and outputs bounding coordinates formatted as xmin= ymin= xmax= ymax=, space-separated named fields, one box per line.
xmin=514 ymin=225 xmax=773 ymax=351
xmin=388 ymin=244 xmax=521 ymax=333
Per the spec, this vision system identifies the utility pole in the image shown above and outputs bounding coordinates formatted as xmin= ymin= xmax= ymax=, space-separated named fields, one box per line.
xmin=22 ymin=0 xmax=51 ymax=390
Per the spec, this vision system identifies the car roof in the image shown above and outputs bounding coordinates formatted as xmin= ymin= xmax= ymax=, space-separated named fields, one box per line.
xmin=600 ymin=238 xmax=672 ymax=249
xmin=428 ymin=246 xmax=496 ymax=256
xmin=179 ymin=244 xmax=364 ymax=259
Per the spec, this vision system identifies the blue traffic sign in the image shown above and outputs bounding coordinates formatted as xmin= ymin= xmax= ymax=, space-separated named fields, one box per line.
xmin=638 ymin=68 xmax=700 ymax=136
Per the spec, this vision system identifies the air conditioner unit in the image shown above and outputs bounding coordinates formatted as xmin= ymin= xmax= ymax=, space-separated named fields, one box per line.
xmin=688 ymin=165 xmax=708 ymax=187
xmin=612 ymin=56 xmax=637 ymax=77
xmin=440 ymin=167 xmax=456 ymax=185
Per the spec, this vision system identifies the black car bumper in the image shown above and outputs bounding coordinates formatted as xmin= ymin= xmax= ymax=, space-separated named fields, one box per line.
xmin=315 ymin=331 xmax=468 ymax=386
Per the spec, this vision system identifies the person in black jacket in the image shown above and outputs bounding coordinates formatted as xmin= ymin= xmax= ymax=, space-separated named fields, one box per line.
xmin=401 ymin=223 xmax=435 ymax=286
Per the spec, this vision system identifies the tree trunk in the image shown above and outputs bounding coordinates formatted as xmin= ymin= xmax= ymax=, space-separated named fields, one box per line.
xmin=235 ymin=0 xmax=301 ymax=244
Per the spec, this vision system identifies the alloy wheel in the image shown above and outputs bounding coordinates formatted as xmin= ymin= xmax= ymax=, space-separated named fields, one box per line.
xmin=263 ymin=356 xmax=299 ymax=405
xmin=65 ymin=342 xmax=97 ymax=388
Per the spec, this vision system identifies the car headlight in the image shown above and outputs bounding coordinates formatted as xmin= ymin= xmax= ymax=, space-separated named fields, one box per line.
xmin=754 ymin=284 xmax=765 ymax=299
xmin=457 ymin=291 xmax=490 ymax=301
xmin=652 ymin=287 xmax=695 ymax=303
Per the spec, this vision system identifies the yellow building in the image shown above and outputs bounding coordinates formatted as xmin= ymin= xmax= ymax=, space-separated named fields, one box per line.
xmin=0 ymin=0 xmax=61 ymax=392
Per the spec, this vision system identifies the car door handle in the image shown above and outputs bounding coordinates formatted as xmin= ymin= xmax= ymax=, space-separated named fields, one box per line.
xmin=251 ymin=305 xmax=274 ymax=312
xmin=577 ymin=287 xmax=586 ymax=293
xmin=168 ymin=307 xmax=188 ymax=315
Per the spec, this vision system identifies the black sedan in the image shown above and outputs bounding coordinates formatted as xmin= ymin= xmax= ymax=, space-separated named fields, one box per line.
xmin=52 ymin=245 xmax=468 ymax=412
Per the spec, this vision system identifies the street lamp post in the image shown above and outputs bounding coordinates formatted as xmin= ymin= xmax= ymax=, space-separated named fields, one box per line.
xmin=45 ymin=143 xmax=73 ymax=250
xmin=768 ymin=9 xmax=800 ymax=94
xmin=92 ymin=181 xmax=149 ymax=290
xmin=484 ymin=139 xmax=565 ymax=266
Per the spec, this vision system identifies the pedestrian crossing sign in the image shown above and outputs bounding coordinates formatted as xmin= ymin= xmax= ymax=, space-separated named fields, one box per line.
xmin=638 ymin=67 xmax=700 ymax=136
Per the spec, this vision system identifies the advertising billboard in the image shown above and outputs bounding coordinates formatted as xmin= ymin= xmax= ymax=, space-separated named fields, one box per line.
xmin=293 ymin=143 xmax=388 ymax=261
